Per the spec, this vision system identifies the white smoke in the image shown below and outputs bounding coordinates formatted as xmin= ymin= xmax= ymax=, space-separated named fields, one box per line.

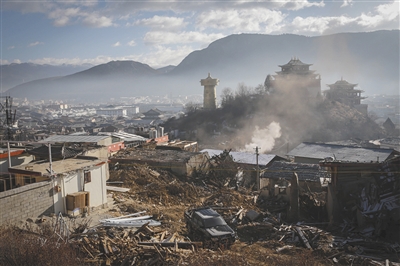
xmin=242 ymin=121 xmax=281 ymax=153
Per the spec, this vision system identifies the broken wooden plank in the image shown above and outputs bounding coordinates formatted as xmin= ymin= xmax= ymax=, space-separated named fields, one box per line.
xmin=276 ymin=245 xmax=293 ymax=253
xmin=138 ymin=241 xmax=202 ymax=249
xmin=106 ymin=186 xmax=130 ymax=192
xmin=295 ymin=226 xmax=312 ymax=249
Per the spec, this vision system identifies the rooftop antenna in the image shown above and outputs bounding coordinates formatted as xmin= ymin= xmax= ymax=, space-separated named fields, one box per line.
xmin=0 ymin=96 xmax=17 ymax=141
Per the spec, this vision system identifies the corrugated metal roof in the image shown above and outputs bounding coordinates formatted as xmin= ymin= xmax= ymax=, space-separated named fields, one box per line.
xmin=287 ymin=142 xmax=396 ymax=163
xmin=40 ymin=135 xmax=110 ymax=143
xmin=99 ymin=132 xmax=147 ymax=142
xmin=201 ymin=149 xmax=277 ymax=166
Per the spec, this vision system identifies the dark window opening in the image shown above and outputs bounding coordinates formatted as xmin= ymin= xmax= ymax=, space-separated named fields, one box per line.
xmin=84 ymin=171 xmax=91 ymax=183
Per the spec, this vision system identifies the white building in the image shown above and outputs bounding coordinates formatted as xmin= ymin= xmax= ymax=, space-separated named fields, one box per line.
xmin=96 ymin=108 xmax=127 ymax=117
xmin=96 ymin=106 xmax=139 ymax=117
xmin=8 ymin=157 xmax=109 ymax=215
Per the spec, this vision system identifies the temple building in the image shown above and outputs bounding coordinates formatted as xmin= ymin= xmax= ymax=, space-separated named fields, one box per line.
xmin=264 ymin=57 xmax=321 ymax=99
xmin=323 ymin=78 xmax=368 ymax=115
xmin=201 ymin=73 xmax=219 ymax=109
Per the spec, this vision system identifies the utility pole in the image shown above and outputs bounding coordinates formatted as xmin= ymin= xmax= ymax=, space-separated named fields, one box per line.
xmin=255 ymin=146 xmax=260 ymax=190
xmin=48 ymin=143 xmax=53 ymax=177
xmin=7 ymin=141 xmax=12 ymax=190
xmin=0 ymin=96 xmax=16 ymax=141
xmin=1 ymin=96 xmax=16 ymax=190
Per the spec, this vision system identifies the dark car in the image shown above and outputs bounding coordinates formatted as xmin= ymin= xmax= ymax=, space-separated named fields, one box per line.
xmin=184 ymin=207 xmax=236 ymax=249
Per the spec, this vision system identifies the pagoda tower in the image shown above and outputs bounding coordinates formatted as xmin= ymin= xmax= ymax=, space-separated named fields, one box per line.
xmin=201 ymin=73 xmax=219 ymax=109
xmin=264 ymin=57 xmax=321 ymax=98
xmin=324 ymin=78 xmax=368 ymax=115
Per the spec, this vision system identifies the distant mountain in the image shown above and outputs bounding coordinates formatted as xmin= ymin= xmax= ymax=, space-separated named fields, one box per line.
xmin=156 ymin=65 xmax=175 ymax=74
xmin=69 ymin=61 xmax=158 ymax=78
xmin=5 ymin=30 xmax=399 ymax=101
xmin=6 ymin=61 xmax=161 ymax=100
xmin=0 ymin=63 xmax=90 ymax=91
xmin=170 ymin=30 xmax=399 ymax=94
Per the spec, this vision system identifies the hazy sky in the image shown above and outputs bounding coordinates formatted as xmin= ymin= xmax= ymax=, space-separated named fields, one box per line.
xmin=1 ymin=0 xmax=399 ymax=68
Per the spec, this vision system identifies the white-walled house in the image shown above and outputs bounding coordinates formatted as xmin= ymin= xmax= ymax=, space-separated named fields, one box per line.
xmin=8 ymin=156 xmax=109 ymax=215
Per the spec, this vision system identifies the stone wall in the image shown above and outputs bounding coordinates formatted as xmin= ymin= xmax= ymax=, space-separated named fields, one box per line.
xmin=0 ymin=181 xmax=54 ymax=225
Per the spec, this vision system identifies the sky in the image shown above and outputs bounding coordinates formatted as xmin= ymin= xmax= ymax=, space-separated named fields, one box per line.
xmin=1 ymin=0 xmax=399 ymax=69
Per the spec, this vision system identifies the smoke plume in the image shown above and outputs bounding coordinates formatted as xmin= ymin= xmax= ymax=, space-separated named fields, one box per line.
xmin=242 ymin=121 xmax=281 ymax=153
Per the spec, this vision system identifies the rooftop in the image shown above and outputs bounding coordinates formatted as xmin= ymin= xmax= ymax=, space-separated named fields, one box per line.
xmin=327 ymin=78 xmax=358 ymax=87
xmin=9 ymin=157 xmax=106 ymax=177
xmin=262 ymin=161 xmax=330 ymax=182
xmin=201 ymin=149 xmax=282 ymax=166
xmin=39 ymin=135 xmax=110 ymax=144
xmin=27 ymin=145 xmax=82 ymax=159
xmin=278 ymin=58 xmax=312 ymax=68
xmin=113 ymin=148 xmax=203 ymax=163
xmin=99 ymin=131 xmax=147 ymax=142
xmin=287 ymin=142 xmax=398 ymax=163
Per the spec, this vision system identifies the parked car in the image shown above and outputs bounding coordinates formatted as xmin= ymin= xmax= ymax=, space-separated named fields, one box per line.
xmin=184 ymin=207 xmax=236 ymax=249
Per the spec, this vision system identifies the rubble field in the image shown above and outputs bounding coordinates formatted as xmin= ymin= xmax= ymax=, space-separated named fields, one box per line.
xmin=1 ymin=163 xmax=399 ymax=266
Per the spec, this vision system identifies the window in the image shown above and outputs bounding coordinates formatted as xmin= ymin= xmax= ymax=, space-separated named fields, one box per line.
xmin=24 ymin=176 xmax=35 ymax=184
xmin=84 ymin=171 xmax=91 ymax=183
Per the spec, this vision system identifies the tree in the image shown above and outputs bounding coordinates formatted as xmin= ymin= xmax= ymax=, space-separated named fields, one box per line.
xmin=220 ymin=87 xmax=234 ymax=108
xmin=184 ymin=102 xmax=201 ymax=114
xmin=235 ymin=83 xmax=253 ymax=98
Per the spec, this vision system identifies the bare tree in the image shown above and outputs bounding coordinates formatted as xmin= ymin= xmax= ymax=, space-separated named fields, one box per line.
xmin=220 ymin=87 xmax=234 ymax=107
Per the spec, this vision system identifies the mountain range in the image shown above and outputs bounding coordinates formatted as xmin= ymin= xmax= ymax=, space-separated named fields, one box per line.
xmin=0 ymin=63 xmax=90 ymax=92
xmin=2 ymin=30 xmax=399 ymax=102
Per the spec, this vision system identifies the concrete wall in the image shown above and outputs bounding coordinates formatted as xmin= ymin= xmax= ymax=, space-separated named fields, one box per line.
xmin=0 ymin=181 xmax=54 ymax=225
xmin=84 ymin=165 xmax=107 ymax=207
xmin=98 ymin=137 xmax=112 ymax=146
xmin=83 ymin=147 xmax=109 ymax=159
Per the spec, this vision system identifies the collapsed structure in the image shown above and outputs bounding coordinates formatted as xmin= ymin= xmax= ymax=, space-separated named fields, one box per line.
xmin=321 ymin=155 xmax=400 ymax=241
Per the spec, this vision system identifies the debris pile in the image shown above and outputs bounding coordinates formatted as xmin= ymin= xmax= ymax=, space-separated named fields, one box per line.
xmin=71 ymin=220 xmax=201 ymax=265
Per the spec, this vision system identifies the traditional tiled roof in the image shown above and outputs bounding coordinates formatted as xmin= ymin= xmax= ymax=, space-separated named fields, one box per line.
xmin=278 ymin=58 xmax=312 ymax=67
xmin=327 ymin=78 xmax=358 ymax=88
xmin=27 ymin=145 xmax=82 ymax=159
xmin=262 ymin=161 xmax=330 ymax=182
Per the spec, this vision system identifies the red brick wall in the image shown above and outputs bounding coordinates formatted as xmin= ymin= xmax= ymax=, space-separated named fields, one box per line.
xmin=108 ymin=142 xmax=125 ymax=152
